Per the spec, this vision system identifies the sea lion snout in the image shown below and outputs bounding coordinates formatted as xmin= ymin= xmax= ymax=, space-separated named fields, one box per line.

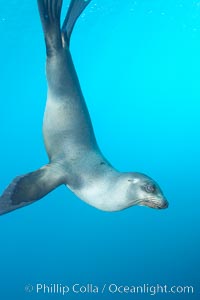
xmin=160 ymin=200 xmax=169 ymax=209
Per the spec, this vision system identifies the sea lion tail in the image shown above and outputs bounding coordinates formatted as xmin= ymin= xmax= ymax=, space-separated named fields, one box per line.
xmin=61 ymin=0 xmax=92 ymax=46
xmin=0 ymin=164 xmax=65 ymax=216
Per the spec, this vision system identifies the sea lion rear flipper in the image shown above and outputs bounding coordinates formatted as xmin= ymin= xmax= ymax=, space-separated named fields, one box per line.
xmin=37 ymin=0 xmax=63 ymax=55
xmin=0 ymin=165 xmax=64 ymax=216
xmin=37 ymin=0 xmax=92 ymax=51
xmin=61 ymin=0 xmax=92 ymax=45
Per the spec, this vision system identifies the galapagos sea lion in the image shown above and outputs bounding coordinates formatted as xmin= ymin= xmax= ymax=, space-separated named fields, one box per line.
xmin=0 ymin=0 xmax=168 ymax=215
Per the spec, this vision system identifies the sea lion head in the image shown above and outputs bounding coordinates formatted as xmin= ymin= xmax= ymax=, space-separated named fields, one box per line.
xmin=123 ymin=172 xmax=168 ymax=210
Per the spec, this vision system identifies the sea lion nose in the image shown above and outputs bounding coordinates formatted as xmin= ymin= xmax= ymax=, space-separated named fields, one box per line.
xmin=161 ymin=199 xmax=169 ymax=209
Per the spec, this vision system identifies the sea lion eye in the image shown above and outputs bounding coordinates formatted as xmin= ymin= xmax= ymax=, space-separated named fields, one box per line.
xmin=145 ymin=184 xmax=156 ymax=193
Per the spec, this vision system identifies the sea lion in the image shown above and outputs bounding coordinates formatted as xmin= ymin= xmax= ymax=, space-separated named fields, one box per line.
xmin=0 ymin=0 xmax=168 ymax=215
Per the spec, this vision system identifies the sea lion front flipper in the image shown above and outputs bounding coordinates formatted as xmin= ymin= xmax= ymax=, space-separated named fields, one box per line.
xmin=0 ymin=165 xmax=64 ymax=216
xmin=61 ymin=0 xmax=92 ymax=46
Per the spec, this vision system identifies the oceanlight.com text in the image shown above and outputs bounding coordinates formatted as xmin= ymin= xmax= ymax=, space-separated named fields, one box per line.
xmin=24 ymin=283 xmax=195 ymax=296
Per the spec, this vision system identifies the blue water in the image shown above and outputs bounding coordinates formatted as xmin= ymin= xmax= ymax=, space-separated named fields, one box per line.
xmin=0 ymin=0 xmax=200 ymax=299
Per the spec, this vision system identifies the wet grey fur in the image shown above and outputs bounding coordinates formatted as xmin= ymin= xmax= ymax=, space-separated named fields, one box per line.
xmin=0 ymin=0 xmax=168 ymax=215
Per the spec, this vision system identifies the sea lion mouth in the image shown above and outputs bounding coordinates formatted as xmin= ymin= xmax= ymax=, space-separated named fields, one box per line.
xmin=138 ymin=198 xmax=169 ymax=209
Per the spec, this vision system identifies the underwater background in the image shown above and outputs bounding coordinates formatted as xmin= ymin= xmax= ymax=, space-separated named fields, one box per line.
xmin=0 ymin=0 xmax=200 ymax=299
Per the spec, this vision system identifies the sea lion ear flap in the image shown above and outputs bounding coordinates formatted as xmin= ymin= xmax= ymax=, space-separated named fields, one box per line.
xmin=132 ymin=178 xmax=140 ymax=184
xmin=128 ymin=178 xmax=140 ymax=184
